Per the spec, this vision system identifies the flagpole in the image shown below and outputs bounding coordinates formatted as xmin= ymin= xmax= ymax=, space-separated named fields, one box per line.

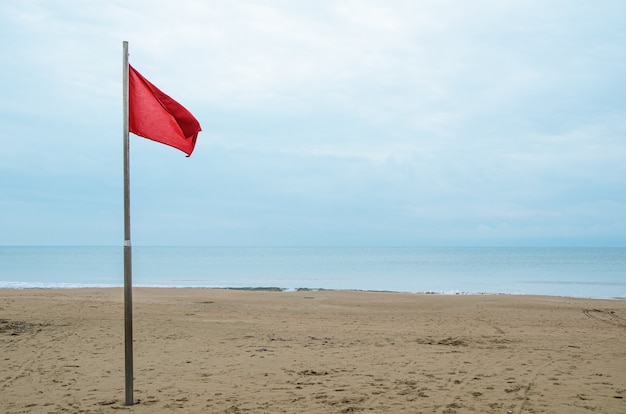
xmin=122 ymin=40 xmax=134 ymax=406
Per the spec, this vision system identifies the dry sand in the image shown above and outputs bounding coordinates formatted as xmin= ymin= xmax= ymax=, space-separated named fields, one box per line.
xmin=1 ymin=288 xmax=625 ymax=413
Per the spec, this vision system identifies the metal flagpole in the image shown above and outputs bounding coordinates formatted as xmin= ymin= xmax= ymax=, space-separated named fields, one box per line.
xmin=122 ymin=40 xmax=134 ymax=406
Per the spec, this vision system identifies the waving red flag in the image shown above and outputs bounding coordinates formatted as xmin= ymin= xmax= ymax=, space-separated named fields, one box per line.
xmin=129 ymin=65 xmax=201 ymax=156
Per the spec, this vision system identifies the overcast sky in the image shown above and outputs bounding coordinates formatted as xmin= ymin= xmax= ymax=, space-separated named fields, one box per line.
xmin=1 ymin=0 xmax=625 ymax=247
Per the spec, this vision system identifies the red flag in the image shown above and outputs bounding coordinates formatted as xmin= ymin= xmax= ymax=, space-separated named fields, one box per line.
xmin=129 ymin=65 xmax=201 ymax=156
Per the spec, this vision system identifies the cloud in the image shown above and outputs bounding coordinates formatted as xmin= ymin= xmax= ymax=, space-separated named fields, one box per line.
xmin=0 ymin=0 xmax=625 ymax=245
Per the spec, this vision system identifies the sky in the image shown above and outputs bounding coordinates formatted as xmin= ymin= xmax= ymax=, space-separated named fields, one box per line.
xmin=0 ymin=0 xmax=625 ymax=247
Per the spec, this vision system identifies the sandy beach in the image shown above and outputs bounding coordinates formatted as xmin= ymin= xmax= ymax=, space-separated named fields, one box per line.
xmin=1 ymin=288 xmax=625 ymax=413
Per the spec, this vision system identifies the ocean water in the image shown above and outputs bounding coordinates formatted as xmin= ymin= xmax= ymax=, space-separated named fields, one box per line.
xmin=0 ymin=246 xmax=624 ymax=299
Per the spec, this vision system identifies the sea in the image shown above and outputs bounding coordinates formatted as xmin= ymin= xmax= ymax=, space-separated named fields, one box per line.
xmin=0 ymin=246 xmax=624 ymax=299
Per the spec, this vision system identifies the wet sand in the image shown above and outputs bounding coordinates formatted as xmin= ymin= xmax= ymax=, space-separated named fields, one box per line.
xmin=1 ymin=288 xmax=625 ymax=413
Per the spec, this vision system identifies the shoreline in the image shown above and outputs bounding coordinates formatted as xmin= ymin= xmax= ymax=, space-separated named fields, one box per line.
xmin=1 ymin=285 xmax=625 ymax=300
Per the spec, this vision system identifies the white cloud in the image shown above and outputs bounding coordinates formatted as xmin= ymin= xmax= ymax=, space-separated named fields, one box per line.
xmin=0 ymin=0 xmax=625 ymax=245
